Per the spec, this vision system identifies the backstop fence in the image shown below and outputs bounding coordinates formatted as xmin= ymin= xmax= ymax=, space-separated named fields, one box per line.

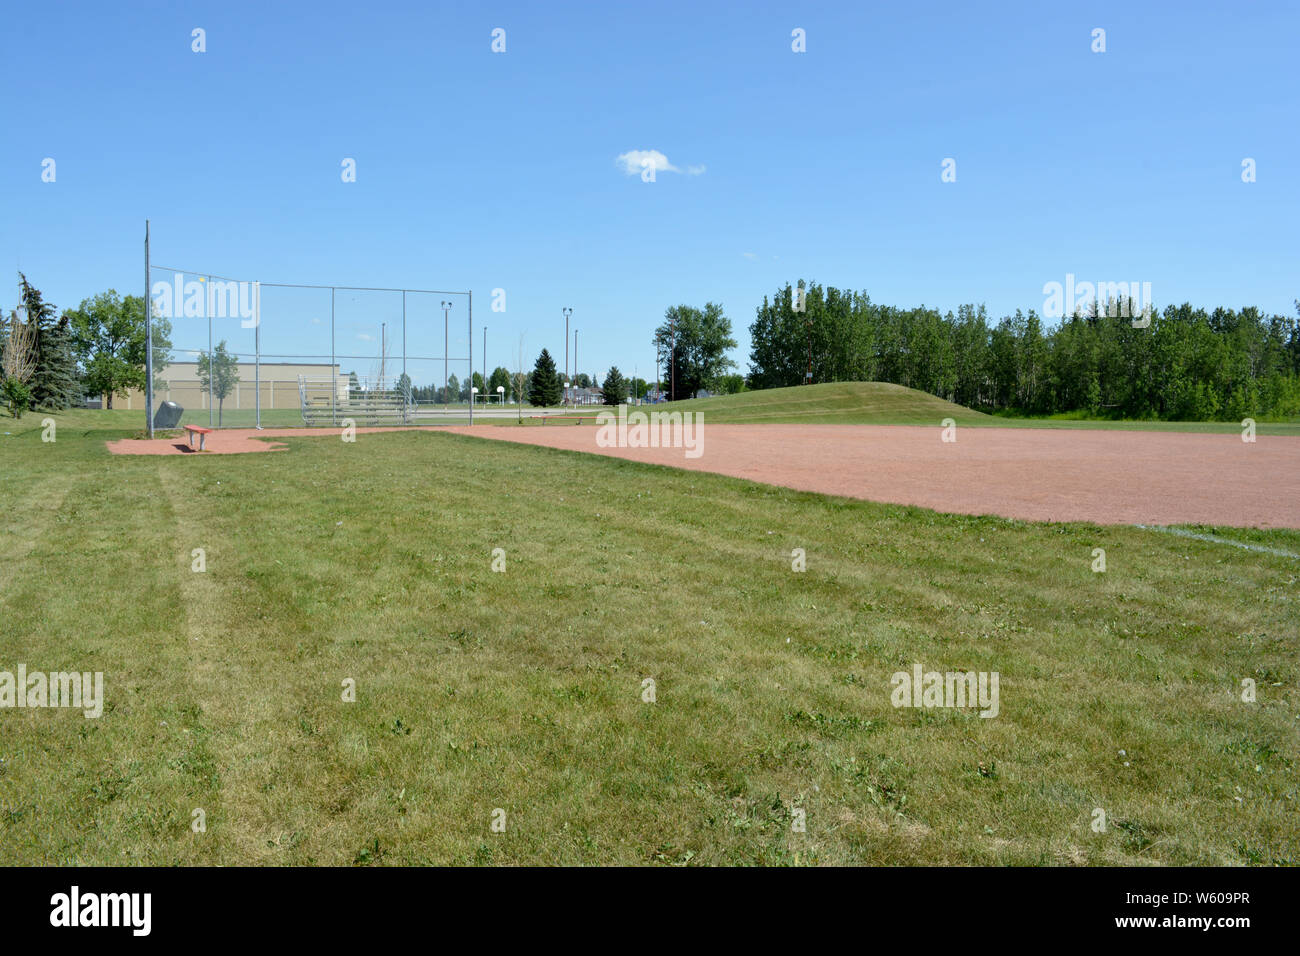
xmin=143 ymin=237 xmax=473 ymax=432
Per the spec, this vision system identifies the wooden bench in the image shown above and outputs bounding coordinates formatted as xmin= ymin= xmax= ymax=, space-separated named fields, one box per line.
xmin=183 ymin=425 xmax=214 ymax=450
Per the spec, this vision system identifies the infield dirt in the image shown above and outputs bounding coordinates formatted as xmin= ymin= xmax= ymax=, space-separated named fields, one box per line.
xmin=446 ymin=422 xmax=1300 ymax=528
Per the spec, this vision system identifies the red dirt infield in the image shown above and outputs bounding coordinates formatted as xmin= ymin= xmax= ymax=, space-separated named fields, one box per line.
xmin=105 ymin=426 xmax=437 ymax=456
xmin=105 ymin=422 xmax=1300 ymax=528
xmin=445 ymin=423 xmax=1300 ymax=529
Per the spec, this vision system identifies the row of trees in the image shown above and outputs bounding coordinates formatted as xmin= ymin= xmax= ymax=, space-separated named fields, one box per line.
xmin=370 ymin=365 xmax=627 ymax=406
xmin=521 ymin=348 xmax=656 ymax=407
xmin=748 ymin=282 xmax=1300 ymax=420
xmin=1 ymin=276 xmax=177 ymax=418
xmin=385 ymin=369 xmax=511 ymax=405
xmin=491 ymin=304 xmax=743 ymax=411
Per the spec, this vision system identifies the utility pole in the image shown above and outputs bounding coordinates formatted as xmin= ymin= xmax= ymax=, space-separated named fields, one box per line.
xmin=144 ymin=220 xmax=153 ymax=437
xmin=440 ymin=300 xmax=452 ymax=406
xmin=482 ymin=325 xmax=487 ymax=394
xmin=574 ymin=328 xmax=578 ymax=395
xmin=670 ymin=314 xmax=676 ymax=401
xmin=806 ymin=317 xmax=813 ymax=385
xmin=562 ymin=307 xmax=573 ymax=406
xmin=468 ymin=290 xmax=473 ymax=426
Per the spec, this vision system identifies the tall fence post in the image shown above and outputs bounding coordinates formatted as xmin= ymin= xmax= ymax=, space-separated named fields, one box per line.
xmin=144 ymin=220 xmax=153 ymax=437
xmin=254 ymin=280 xmax=261 ymax=428
xmin=330 ymin=287 xmax=337 ymax=427
xmin=402 ymin=291 xmax=408 ymax=423
xmin=208 ymin=276 xmax=214 ymax=427
xmin=468 ymin=290 xmax=473 ymax=426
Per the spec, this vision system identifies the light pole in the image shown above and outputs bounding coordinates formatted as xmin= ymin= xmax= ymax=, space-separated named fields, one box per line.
xmin=482 ymin=325 xmax=487 ymax=392
xmin=144 ymin=220 xmax=152 ymax=436
xmin=574 ymin=328 xmax=578 ymax=396
xmin=562 ymin=307 xmax=572 ymax=406
xmin=670 ymin=314 xmax=676 ymax=401
xmin=440 ymin=300 xmax=453 ymax=408
xmin=805 ymin=317 xmax=814 ymax=385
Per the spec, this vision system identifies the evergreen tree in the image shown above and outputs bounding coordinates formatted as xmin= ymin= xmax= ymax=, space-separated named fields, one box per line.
xmin=529 ymin=348 xmax=560 ymax=406
xmin=601 ymin=366 xmax=627 ymax=405
xmin=394 ymin=372 xmax=412 ymax=403
xmin=488 ymin=366 xmax=511 ymax=402
xmin=20 ymin=274 xmax=79 ymax=409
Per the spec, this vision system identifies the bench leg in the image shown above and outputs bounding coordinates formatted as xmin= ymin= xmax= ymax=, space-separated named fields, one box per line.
xmin=200 ymin=433 xmax=206 ymax=451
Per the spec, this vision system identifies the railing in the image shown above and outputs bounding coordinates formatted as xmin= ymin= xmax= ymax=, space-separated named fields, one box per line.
xmin=300 ymin=375 xmax=411 ymax=425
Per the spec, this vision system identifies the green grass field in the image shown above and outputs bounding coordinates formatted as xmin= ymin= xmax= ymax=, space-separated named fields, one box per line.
xmin=0 ymin=408 xmax=1295 ymax=865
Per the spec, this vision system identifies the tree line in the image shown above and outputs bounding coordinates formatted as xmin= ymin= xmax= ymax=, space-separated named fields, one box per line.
xmin=2 ymin=275 xmax=192 ymax=418
xmin=748 ymin=281 xmax=1300 ymax=420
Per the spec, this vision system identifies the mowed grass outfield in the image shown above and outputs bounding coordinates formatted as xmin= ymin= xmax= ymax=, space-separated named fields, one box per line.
xmin=0 ymin=408 xmax=1296 ymax=865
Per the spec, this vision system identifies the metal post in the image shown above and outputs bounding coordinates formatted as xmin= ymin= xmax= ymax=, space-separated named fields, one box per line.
xmin=482 ymin=325 xmax=486 ymax=396
xmin=330 ymin=287 xmax=336 ymax=426
xmin=255 ymin=281 xmax=261 ymax=428
xmin=144 ymin=220 xmax=153 ymax=437
xmin=402 ymin=291 xmax=407 ymax=422
xmin=575 ymin=328 xmax=578 ymax=397
xmin=801 ymin=281 xmax=812 ymax=385
xmin=208 ymin=275 xmax=214 ymax=427
xmin=468 ymin=291 xmax=473 ymax=426
xmin=670 ymin=315 xmax=675 ymax=402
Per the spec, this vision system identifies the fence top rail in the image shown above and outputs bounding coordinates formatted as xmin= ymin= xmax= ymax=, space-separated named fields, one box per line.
xmin=151 ymin=265 xmax=468 ymax=296
xmin=166 ymin=353 xmax=472 ymax=362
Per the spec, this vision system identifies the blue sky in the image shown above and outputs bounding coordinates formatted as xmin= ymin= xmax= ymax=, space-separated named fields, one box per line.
xmin=5 ymin=0 xmax=1297 ymax=387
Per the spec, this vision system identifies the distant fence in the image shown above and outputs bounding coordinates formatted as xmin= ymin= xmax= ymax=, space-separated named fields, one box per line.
xmin=117 ymin=377 xmax=328 ymax=412
xmin=144 ymin=255 xmax=473 ymax=428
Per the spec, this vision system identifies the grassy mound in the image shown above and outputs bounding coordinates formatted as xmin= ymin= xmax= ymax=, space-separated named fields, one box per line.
xmin=656 ymin=382 xmax=989 ymax=425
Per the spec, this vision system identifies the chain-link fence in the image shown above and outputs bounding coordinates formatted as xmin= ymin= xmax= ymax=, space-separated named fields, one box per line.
xmin=145 ymin=264 xmax=472 ymax=429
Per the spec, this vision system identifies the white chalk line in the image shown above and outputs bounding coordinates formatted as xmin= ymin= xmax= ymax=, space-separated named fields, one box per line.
xmin=1134 ymin=524 xmax=1300 ymax=559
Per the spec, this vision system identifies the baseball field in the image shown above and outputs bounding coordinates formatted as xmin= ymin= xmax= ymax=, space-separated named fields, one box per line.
xmin=1 ymin=385 xmax=1296 ymax=865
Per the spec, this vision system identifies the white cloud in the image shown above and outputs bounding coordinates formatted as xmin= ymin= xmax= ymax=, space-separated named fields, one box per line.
xmin=356 ymin=333 xmax=372 ymax=342
xmin=616 ymin=149 xmax=704 ymax=177
xmin=742 ymin=252 xmax=757 ymax=260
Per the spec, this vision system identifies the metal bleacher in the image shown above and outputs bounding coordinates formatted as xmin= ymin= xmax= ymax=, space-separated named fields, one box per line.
xmin=299 ymin=375 xmax=412 ymax=426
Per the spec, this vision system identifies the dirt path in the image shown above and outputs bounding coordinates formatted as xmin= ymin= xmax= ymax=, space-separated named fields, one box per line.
xmin=105 ymin=425 xmax=441 ymax=456
xmin=445 ymin=423 xmax=1300 ymax=529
